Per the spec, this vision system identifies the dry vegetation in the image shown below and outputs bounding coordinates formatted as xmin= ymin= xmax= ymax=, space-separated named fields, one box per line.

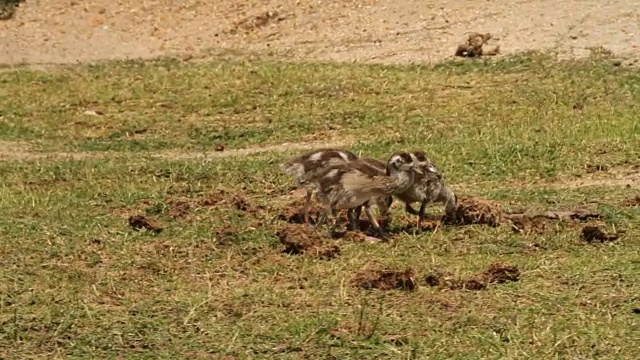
xmin=0 ymin=52 xmax=639 ymax=358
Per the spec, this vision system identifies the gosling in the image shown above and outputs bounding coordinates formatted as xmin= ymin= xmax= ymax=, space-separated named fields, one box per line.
xmin=395 ymin=150 xmax=458 ymax=228
xmin=350 ymin=157 xmax=394 ymax=229
xmin=302 ymin=152 xmax=421 ymax=239
xmin=280 ymin=148 xmax=358 ymax=224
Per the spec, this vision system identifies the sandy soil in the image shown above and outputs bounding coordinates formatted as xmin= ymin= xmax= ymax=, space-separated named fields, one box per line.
xmin=1 ymin=0 xmax=640 ymax=66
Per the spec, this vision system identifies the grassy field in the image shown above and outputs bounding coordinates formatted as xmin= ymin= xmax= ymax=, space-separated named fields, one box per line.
xmin=0 ymin=51 xmax=639 ymax=359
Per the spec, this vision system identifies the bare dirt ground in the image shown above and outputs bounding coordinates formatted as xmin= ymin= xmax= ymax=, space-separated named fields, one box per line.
xmin=2 ymin=0 xmax=640 ymax=66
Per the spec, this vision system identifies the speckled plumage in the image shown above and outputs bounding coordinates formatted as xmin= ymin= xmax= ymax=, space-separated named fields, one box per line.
xmin=280 ymin=148 xmax=358 ymax=186
xmin=303 ymin=152 xmax=419 ymax=238
xmin=280 ymin=148 xmax=358 ymax=223
xmin=352 ymin=157 xmax=394 ymax=227
xmin=394 ymin=150 xmax=457 ymax=227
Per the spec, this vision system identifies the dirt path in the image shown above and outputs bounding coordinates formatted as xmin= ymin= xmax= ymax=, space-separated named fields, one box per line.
xmin=0 ymin=139 xmax=352 ymax=161
xmin=1 ymin=140 xmax=637 ymax=191
xmin=2 ymin=0 xmax=639 ymax=66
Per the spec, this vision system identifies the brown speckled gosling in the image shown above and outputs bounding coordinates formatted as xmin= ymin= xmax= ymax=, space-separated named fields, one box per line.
xmin=301 ymin=152 xmax=421 ymax=239
xmin=394 ymin=150 xmax=457 ymax=228
xmin=280 ymin=148 xmax=358 ymax=224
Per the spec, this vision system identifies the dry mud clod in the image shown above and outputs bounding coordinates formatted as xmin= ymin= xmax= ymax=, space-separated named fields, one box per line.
xmin=581 ymin=225 xmax=620 ymax=243
xmin=443 ymin=196 xmax=502 ymax=227
xmin=167 ymin=199 xmax=191 ymax=218
xmin=164 ymin=190 xmax=264 ymax=219
xmin=425 ymin=262 xmax=520 ymax=291
xmin=277 ymin=224 xmax=340 ymax=259
xmin=128 ymin=215 xmax=164 ymax=234
xmin=277 ymin=197 xmax=325 ymax=225
xmin=484 ymin=262 xmax=521 ymax=283
xmin=201 ymin=190 xmax=264 ymax=215
xmin=504 ymin=209 xmax=603 ymax=234
xmin=509 ymin=215 xmax=549 ymax=234
xmin=622 ymin=195 xmax=640 ymax=207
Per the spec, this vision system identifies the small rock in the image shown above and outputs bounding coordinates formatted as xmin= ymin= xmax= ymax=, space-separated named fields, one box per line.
xmin=611 ymin=60 xmax=622 ymax=67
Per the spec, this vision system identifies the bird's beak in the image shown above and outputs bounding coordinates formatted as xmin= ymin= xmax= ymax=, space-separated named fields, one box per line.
xmin=412 ymin=165 xmax=423 ymax=175
xmin=425 ymin=164 xmax=439 ymax=173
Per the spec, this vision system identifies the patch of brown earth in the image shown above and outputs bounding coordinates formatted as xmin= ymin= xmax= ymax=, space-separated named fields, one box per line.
xmin=200 ymin=190 xmax=257 ymax=212
xmin=418 ymin=193 xmax=608 ymax=236
xmin=5 ymin=0 xmax=640 ymax=67
xmin=484 ymin=262 xmax=521 ymax=283
xmin=167 ymin=199 xmax=192 ymax=218
xmin=585 ymin=163 xmax=609 ymax=173
xmin=443 ymin=196 xmax=502 ymax=227
xmin=389 ymin=211 xmax=441 ymax=232
xmin=212 ymin=225 xmax=243 ymax=247
xmin=424 ymin=270 xmax=487 ymax=290
xmin=622 ymin=195 xmax=640 ymax=207
xmin=504 ymin=209 xmax=603 ymax=235
xmin=354 ymin=217 xmax=392 ymax=232
xmin=330 ymin=230 xmax=380 ymax=243
xmin=581 ymin=225 xmax=620 ymax=243
xmin=169 ymin=189 xmax=265 ymax=218
xmin=277 ymin=224 xmax=340 ymax=259
xmin=353 ymin=268 xmax=417 ymax=291
xmin=116 ymin=190 xmax=269 ymax=238
xmin=128 ymin=215 xmax=163 ymax=234
xmin=276 ymin=196 xmax=326 ymax=225
xmin=425 ymin=262 xmax=520 ymax=291
xmin=508 ymin=215 xmax=550 ymax=235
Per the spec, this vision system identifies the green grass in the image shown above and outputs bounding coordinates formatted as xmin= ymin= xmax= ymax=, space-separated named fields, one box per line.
xmin=0 ymin=52 xmax=639 ymax=359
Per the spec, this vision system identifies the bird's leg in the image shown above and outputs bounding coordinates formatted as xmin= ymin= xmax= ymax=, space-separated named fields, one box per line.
xmin=349 ymin=206 xmax=362 ymax=231
xmin=331 ymin=209 xmax=339 ymax=228
xmin=302 ymin=190 xmax=313 ymax=224
xmin=378 ymin=197 xmax=393 ymax=228
xmin=405 ymin=202 xmax=420 ymax=215
xmin=316 ymin=206 xmax=331 ymax=227
xmin=365 ymin=203 xmax=387 ymax=240
xmin=346 ymin=208 xmax=357 ymax=231
xmin=417 ymin=200 xmax=433 ymax=229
